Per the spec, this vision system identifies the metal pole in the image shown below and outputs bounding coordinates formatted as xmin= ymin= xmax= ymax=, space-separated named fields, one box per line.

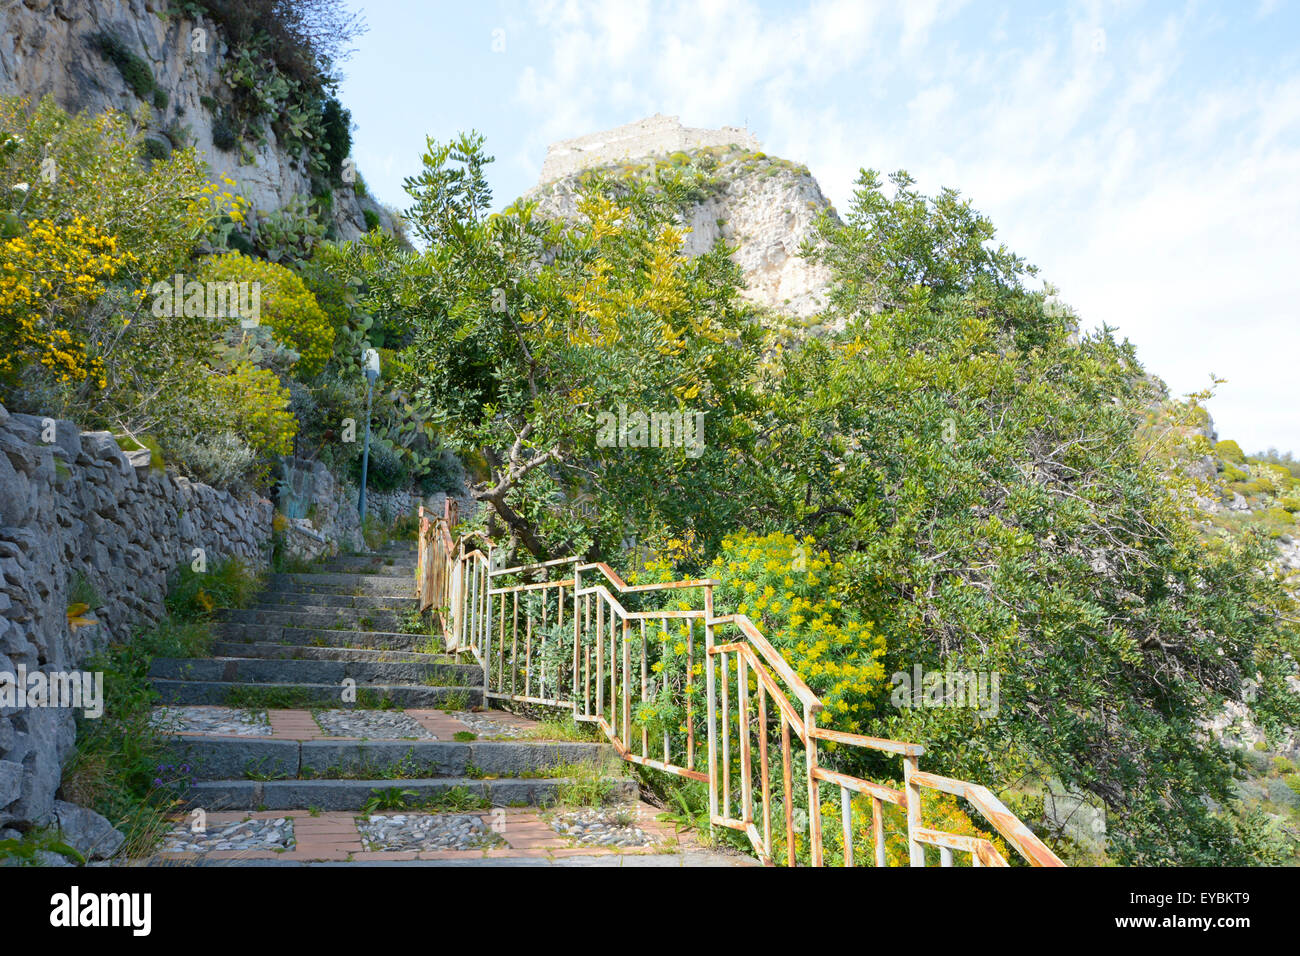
xmin=358 ymin=372 xmax=375 ymax=522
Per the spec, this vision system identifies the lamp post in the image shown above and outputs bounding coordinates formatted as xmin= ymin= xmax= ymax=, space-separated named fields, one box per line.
xmin=358 ymin=347 xmax=381 ymax=522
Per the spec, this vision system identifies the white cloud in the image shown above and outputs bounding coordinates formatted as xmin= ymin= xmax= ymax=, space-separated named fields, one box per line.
xmin=508 ymin=0 xmax=1300 ymax=450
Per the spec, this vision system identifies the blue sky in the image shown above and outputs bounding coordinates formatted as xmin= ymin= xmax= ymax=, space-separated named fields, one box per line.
xmin=337 ymin=0 xmax=1300 ymax=455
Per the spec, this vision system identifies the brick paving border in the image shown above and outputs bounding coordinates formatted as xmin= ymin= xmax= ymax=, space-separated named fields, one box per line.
xmin=152 ymin=802 xmax=709 ymax=864
xmin=157 ymin=706 xmax=555 ymax=742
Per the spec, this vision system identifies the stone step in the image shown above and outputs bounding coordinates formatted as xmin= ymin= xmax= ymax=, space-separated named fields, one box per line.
xmin=219 ymin=606 xmax=407 ymax=631
xmin=150 ymin=679 xmax=482 ymax=708
xmin=179 ymin=775 xmax=637 ymax=811
xmin=161 ymin=736 xmax=613 ymax=782
xmin=252 ymin=591 xmax=421 ymax=611
xmin=208 ymin=642 xmax=452 ymax=665
xmin=268 ymin=572 xmax=414 ymax=594
xmin=214 ymin=623 xmax=425 ymax=649
xmin=320 ymin=554 xmax=417 ymax=573
xmin=149 ymin=657 xmax=482 ymax=687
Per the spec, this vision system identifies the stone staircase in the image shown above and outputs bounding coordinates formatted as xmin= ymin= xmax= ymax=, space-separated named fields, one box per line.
xmin=137 ymin=540 xmax=755 ymax=865
xmin=146 ymin=542 xmax=636 ymax=816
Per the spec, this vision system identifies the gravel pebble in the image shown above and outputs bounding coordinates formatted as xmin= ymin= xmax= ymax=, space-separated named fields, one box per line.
xmin=450 ymin=711 xmax=530 ymax=739
xmin=314 ymin=709 xmax=435 ymax=739
xmin=150 ymin=706 xmax=271 ymax=737
xmin=355 ymin=813 xmax=505 ymax=851
xmin=162 ymin=817 xmax=294 ymax=853
xmin=549 ymin=808 xmax=661 ymax=848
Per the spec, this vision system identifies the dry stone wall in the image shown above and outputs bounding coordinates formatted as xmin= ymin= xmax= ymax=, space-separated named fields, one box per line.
xmin=0 ymin=401 xmax=272 ymax=830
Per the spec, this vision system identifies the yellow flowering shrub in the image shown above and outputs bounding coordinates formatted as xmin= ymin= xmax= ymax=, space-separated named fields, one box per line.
xmin=198 ymin=252 xmax=333 ymax=375
xmin=211 ymin=362 xmax=297 ymax=455
xmin=709 ymin=531 xmax=889 ymax=732
xmin=0 ymin=217 xmax=131 ymax=388
xmin=625 ymin=530 xmax=888 ymax=747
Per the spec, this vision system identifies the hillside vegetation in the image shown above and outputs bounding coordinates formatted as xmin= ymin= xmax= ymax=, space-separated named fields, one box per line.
xmin=1 ymin=3 xmax=1296 ymax=865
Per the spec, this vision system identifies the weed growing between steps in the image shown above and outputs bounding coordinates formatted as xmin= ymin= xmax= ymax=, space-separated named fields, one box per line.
xmin=553 ymin=760 xmax=619 ymax=807
xmin=439 ymin=691 xmax=472 ymax=711
xmin=422 ymin=670 xmax=465 ymax=687
xmin=166 ymin=557 xmax=262 ymax=621
xmin=524 ymin=716 xmax=600 ymax=742
xmin=56 ymin=559 xmax=262 ymax=859
xmin=637 ymin=770 xmax=752 ymax=856
xmin=360 ymin=785 xmax=489 ymax=813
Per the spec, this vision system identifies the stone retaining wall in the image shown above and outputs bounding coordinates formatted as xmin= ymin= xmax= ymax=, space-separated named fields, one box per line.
xmin=0 ymin=402 xmax=272 ymax=829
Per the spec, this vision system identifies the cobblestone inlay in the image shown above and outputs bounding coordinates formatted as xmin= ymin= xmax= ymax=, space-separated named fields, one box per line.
xmin=449 ymin=711 xmax=531 ymax=739
xmin=355 ymin=813 xmax=505 ymax=852
xmin=161 ymin=817 xmax=295 ymax=853
xmin=548 ymin=808 xmax=664 ymax=848
xmin=313 ymin=708 xmax=436 ymax=739
xmin=149 ymin=706 xmax=272 ymax=737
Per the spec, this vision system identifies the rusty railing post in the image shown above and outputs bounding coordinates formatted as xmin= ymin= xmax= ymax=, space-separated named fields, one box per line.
xmin=704 ymin=583 xmax=719 ymax=828
xmin=572 ymin=561 xmax=581 ymax=718
xmin=903 ymin=754 xmax=925 ymax=867
xmin=483 ymin=539 xmax=493 ymax=701
xmin=805 ymin=701 xmax=823 ymax=866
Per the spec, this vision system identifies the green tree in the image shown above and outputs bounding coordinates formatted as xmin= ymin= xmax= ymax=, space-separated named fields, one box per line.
xmin=333 ymin=134 xmax=766 ymax=560
xmin=752 ymin=170 xmax=1299 ymax=864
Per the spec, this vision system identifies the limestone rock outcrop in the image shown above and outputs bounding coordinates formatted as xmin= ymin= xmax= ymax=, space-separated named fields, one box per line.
xmin=530 ymin=116 xmax=838 ymax=319
xmin=0 ymin=0 xmax=389 ymax=240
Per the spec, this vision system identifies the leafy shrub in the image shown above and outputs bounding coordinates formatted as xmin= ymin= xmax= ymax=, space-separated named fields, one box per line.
xmin=166 ymin=555 xmax=260 ymax=621
xmin=709 ymin=531 xmax=888 ymax=730
xmin=1216 ymin=439 xmax=1246 ymax=463
xmin=211 ymin=362 xmax=297 ymax=455
xmin=140 ymin=136 xmax=170 ymax=163
xmin=170 ymin=429 xmax=263 ymax=493
xmin=0 ymin=97 xmax=247 ymax=424
xmin=89 ymin=32 xmax=156 ymax=100
xmin=0 ymin=216 xmax=126 ymax=392
xmin=197 ymin=251 xmax=334 ymax=372
xmin=211 ymin=115 xmax=237 ymax=151
xmin=628 ymin=531 xmax=888 ymax=736
xmin=363 ymin=208 xmax=380 ymax=232
xmin=319 ymin=95 xmax=351 ymax=181
xmin=418 ymin=450 xmax=464 ymax=494
xmin=1263 ymin=507 xmax=1295 ymax=528
xmin=227 ymin=229 xmax=255 ymax=255
xmin=358 ymin=439 xmax=410 ymax=491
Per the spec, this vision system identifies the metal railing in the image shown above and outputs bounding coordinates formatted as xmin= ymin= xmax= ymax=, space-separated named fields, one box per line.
xmin=416 ymin=505 xmax=1064 ymax=868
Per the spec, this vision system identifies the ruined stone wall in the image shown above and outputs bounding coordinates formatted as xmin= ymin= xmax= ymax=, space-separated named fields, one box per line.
xmin=539 ymin=113 xmax=760 ymax=182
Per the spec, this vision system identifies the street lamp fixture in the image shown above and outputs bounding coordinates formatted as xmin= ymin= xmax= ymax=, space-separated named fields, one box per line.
xmin=358 ymin=347 xmax=381 ymax=523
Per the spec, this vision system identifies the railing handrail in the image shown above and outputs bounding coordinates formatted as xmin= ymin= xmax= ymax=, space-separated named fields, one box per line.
xmin=415 ymin=506 xmax=1065 ymax=868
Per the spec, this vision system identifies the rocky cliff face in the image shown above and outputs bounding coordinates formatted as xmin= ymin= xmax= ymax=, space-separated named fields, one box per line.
xmin=529 ymin=131 xmax=838 ymax=320
xmin=0 ymin=0 xmax=387 ymax=240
